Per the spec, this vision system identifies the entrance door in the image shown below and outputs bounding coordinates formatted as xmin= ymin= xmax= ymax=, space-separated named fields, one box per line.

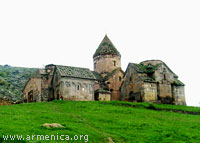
xmin=128 ymin=91 xmax=135 ymax=101
xmin=28 ymin=90 xmax=33 ymax=102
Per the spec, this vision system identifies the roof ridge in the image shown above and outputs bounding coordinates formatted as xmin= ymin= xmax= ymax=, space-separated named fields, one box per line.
xmin=56 ymin=65 xmax=95 ymax=80
xmin=55 ymin=65 xmax=90 ymax=70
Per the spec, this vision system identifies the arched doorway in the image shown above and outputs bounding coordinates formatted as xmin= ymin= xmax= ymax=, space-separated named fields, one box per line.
xmin=128 ymin=91 xmax=135 ymax=101
xmin=56 ymin=90 xmax=60 ymax=100
xmin=28 ymin=90 xmax=33 ymax=102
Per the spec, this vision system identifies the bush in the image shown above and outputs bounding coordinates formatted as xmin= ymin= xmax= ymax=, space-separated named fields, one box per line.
xmin=0 ymin=79 xmax=6 ymax=85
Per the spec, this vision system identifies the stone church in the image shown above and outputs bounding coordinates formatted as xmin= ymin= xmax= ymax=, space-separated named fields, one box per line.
xmin=23 ymin=35 xmax=186 ymax=105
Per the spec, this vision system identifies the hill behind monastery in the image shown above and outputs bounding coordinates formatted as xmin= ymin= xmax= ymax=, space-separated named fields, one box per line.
xmin=0 ymin=65 xmax=38 ymax=102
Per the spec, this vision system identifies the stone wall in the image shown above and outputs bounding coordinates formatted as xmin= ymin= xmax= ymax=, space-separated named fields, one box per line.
xmin=159 ymin=83 xmax=172 ymax=99
xmin=141 ymin=82 xmax=157 ymax=102
xmin=52 ymin=69 xmax=95 ymax=101
xmin=98 ymin=93 xmax=111 ymax=101
xmin=172 ymin=85 xmax=186 ymax=105
xmin=120 ymin=67 xmax=143 ymax=101
xmin=93 ymin=55 xmax=121 ymax=76
xmin=106 ymin=69 xmax=124 ymax=100
xmin=59 ymin=78 xmax=94 ymax=101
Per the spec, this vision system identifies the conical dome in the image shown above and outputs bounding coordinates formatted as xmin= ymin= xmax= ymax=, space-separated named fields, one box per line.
xmin=93 ymin=35 xmax=121 ymax=58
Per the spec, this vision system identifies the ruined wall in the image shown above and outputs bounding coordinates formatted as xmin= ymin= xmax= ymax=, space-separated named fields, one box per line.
xmin=0 ymin=99 xmax=12 ymax=106
xmin=52 ymin=70 xmax=62 ymax=100
xmin=94 ymin=55 xmax=121 ymax=76
xmin=141 ymin=82 xmax=157 ymax=102
xmin=172 ymin=85 xmax=186 ymax=105
xmin=40 ymin=76 xmax=51 ymax=101
xmin=23 ymin=78 xmax=42 ymax=102
xmin=106 ymin=69 xmax=124 ymax=100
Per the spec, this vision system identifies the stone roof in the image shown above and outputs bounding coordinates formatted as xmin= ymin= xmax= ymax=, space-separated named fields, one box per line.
xmin=104 ymin=68 xmax=119 ymax=81
xmin=92 ymin=71 xmax=104 ymax=81
xmin=56 ymin=65 xmax=96 ymax=80
xmin=93 ymin=35 xmax=121 ymax=58
xmin=129 ymin=63 xmax=162 ymax=74
xmin=140 ymin=60 xmax=178 ymax=78
xmin=127 ymin=62 xmax=184 ymax=85
xmin=126 ymin=63 xmax=160 ymax=83
xmin=95 ymin=88 xmax=111 ymax=94
xmin=172 ymin=79 xmax=185 ymax=86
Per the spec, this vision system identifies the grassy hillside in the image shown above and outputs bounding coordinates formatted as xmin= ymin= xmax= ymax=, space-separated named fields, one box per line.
xmin=0 ymin=65 xmax=38 ymax=102
xmin=0 ymin=101 xmax=200 ymax=143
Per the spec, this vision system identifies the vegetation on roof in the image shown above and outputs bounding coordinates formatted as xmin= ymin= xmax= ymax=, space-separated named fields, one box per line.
xmin=93 ymin=35 xmax=121 ymax=58
xmin=140 ymin=76 xmax=155 ymax=82
xmin=104 ymin=68 xmax=118 ymax=81
xmin=140 ymin=60 xmax=178 ymax=77
xmin=136 ymin=63 xmax=161 ymax=74
xmin=95 ymin=88 xmax=111 ymax=93
xmin=172 ymin=79 xmax=185 ymax=86
xmin=92 ymin=71 xmax=103 ymax=81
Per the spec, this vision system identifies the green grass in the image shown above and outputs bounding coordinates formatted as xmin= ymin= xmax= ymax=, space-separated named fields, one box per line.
xmin=0 ymin=101 xmax=200 ymax=143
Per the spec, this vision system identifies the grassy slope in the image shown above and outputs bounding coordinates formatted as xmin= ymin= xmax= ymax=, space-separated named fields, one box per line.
xmin=0 ymin=101 xmax=200 ymax=143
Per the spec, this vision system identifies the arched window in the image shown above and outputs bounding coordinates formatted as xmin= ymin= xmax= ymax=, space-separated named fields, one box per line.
xmin=89 ymin=84 xmax=93 ymax=94
xmin=114 ymin=61 xmax=116 ymax=66
xmin=72 ymin=83 xmax=76 ymax=90
xmin=65 ymin=81 xmax=71 ymax=87
xmin=77 ymin=85 xmax=80 ymax=90
xmin=164 ymin=74 xmax=166 ymax=80
xmin=119 ymin=76 xmax=121 ymax=81
xmin=130 ymin=76 xmax=132 ymax=82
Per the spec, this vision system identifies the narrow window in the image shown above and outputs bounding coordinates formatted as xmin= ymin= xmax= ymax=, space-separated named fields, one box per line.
xmin=130 ymin=76 xmax=132 ymax=82
xmin=119 ymin=76 xmax=121 ymax=81
xmin=164 ymin=74 xmax=166 ymax=80
xmin=77 ymin=85 xmax=80 ymax=90
xmin=94 ymin=63 xmax=96 ymax=69
xmin=114 ymin=61 xmax=116 ymax=66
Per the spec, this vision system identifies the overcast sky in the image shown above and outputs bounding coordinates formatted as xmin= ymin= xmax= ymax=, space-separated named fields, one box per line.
xmin=0 ymin=0 xmax=200 ymax=106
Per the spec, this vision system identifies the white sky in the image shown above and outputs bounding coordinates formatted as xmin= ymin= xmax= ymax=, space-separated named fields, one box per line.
xmin=0 ymin=0 xmax=200 ymax=106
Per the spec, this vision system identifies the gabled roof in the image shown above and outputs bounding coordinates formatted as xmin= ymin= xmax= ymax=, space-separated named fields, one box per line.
xmin=92 ymin=71 xmax=104 ymax=81
xmin=140 ymin=60 xmax=178 ymax=78
xmin=56 ymin=65 xmax=96 ymax=80
xmin=125 ymin=61 xmax=184 ymax=84
xmin=128 ymin=63 xmax=162 ymax=74
xmin=95 ymin=88 xmax=111 ymax=94
xmin=93 ymin=35 xmax=121 ymax=58
xmin=104 ymin=68 xmax=124 ymax=81
xmin=172 ymin=79 xmax=185 ymax=86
